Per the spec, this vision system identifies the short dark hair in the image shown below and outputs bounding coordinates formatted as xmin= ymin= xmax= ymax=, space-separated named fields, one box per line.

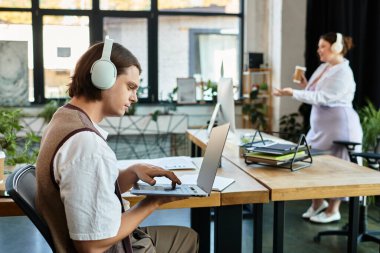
xmin=68 ymin=42 xmax=142 ymax=101
xmin=320 ymin=32 xmax=354 ymax=56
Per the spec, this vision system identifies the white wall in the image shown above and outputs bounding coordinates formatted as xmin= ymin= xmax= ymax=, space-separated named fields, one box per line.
xmin=268 ymin=0 xmax=283 ymax=131
xmin=245 ymin=0 xmax=307 ymax=131
xmin=244 ymin=0 xmax=269 ymax=64
xmin=278 ymin=0 xmax=307 ymax=117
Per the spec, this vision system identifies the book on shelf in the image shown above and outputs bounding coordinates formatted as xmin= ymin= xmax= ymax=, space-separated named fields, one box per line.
xmin=245 ymin=150 xmax=308 ymax=165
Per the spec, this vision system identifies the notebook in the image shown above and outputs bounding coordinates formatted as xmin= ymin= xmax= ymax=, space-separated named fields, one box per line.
xmin=130 ymin=123 xmax=230 ymax=197
xmin=251 ymin=143 xmax=308 ymax=155
xmin=245 ymin=151 xmax=307 ymax=165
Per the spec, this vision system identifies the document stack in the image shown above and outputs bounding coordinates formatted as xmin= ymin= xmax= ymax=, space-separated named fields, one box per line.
xmin=243 ymin=133 xmax=313 ymax=171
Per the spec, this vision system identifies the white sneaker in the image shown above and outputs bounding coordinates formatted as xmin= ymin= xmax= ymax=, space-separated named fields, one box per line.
xmin=301 ymin=200 xmax=329 ymax=219
xmin=310 ymin=211 xmax=341 ymax=223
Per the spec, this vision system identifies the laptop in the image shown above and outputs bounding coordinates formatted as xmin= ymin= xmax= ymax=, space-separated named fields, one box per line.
xmin=130 ymin=123 xmax=230 ymax=197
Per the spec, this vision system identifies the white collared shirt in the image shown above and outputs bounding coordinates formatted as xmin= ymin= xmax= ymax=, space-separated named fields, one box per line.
xmin=53 ymin=123 xmax=122 ymax=241
xmin=292 ymin=59 xmax=356 ymax=107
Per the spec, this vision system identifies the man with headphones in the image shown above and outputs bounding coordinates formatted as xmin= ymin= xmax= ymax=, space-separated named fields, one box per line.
xmin=274 ymin=32 xmax=363 ymax=223
xmin=35 ymin=37 xmax=199 ymax=252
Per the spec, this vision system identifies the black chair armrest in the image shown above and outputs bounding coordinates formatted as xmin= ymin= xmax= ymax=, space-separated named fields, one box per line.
xmin=352 ymin=152 xmax=380 ymax=170
xmin=351 ymin=152 xmax=380 ymax=160
xmin=333 ymin=140 xmax=361 ymax=151
xmin=333 ymin=140 xmax=361 ymax=146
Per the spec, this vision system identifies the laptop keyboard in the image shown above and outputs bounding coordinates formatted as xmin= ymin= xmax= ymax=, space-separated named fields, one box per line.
xmin=174 ymin=186 xmax=198 ymax=194
xmin=137 ymin=184 xmax=199 ymax=194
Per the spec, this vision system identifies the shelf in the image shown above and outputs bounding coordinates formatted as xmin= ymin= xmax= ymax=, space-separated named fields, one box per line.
xmin=241 ymin=68 xmax=273 ymax=131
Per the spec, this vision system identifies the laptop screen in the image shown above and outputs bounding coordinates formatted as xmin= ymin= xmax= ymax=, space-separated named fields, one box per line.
xmin=197 ymin=123 xmax=230 ymax=193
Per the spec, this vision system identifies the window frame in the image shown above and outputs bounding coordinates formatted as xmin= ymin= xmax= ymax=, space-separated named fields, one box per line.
xmin=0 ymin=0 xmax=244 ymax=104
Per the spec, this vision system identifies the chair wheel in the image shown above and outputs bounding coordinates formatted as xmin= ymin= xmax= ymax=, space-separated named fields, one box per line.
xmin=314 ymin=235 xmax=321 ymax=243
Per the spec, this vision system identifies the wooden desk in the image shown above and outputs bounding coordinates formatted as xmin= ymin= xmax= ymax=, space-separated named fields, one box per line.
xmin=215 ymin=157 xmax=268 ymax=253
xmin=0 ymin=157 xmax=269 ymax=253
xmin=0 ymin=168 xmax=221 ymax=214
xmin=130 ymin=157 xmax=269 ymax=253
xmin=187 ymin=132 xmax=270 ymax=253
xmin=187 ymin=129 xmax=380 ymax=253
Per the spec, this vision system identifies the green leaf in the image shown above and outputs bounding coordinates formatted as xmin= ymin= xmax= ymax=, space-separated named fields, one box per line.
xmin=359 ymin=100 xmax=380 ymax=151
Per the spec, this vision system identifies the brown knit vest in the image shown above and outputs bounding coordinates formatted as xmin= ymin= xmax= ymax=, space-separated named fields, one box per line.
xmin=35 ymin=104 xmax=132 ymax=253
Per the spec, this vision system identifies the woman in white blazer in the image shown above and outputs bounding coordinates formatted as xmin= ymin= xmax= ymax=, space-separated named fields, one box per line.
xmin=274 ymin=32 xmax=363 ymax=223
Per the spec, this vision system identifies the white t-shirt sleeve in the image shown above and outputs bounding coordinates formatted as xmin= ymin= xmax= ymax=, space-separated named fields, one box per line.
xmin=53 ymin=131 xmax=122 ymax=241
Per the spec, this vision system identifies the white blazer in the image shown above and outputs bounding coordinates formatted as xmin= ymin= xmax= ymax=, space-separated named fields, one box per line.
xmin=292 ymin=59 xmax=356 ymax=107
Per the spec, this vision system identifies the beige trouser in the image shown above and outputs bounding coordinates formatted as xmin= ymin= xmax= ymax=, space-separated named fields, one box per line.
xmin=131 ymin=226 xmax=199 ymax=253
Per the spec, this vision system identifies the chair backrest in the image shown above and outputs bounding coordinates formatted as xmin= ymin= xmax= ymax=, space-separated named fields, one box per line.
xmin=5 ymin=164 xmax=56 ymax=252
xmin=333 ymin=140 xmax=361 ymax=163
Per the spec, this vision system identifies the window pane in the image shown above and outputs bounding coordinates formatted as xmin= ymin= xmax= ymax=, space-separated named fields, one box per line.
xmin=100 ymin=0 xmax=150 ymax=11
xmin=43 ymin=15 xmax=89 ymax=99
xmin=104 ymin=18 xmax=148 ymax=99
xmin=0 ymin=1 xmax=31 ymax=8
xmin=0 ymin=12 xmax=33 ymax=104
xmin=39 ymin=0 xmax=92 ymax=10
xmin=158 ymin=0 xmax=240 ymax=14
xmin=158 ymin=16 xmax=240 ymax=101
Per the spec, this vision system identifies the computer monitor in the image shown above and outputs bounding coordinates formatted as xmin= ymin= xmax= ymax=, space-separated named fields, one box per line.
xmin=207 ymin=103 xmax=220 ymax=136
xmin=217 ymin=78 xmax=236 ymax=134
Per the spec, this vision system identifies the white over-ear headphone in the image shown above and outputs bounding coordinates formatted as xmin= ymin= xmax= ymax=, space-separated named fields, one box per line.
xmin=331 ymin=33 xmax=343 ymax=54
xmin=90 ymin=36 xmax=117 ymax=90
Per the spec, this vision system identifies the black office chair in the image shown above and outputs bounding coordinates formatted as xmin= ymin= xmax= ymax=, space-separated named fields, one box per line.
xmin=5 ymin=164 xmax=56 ymax=252
xmin=314 ymin=140 xmax=380 ymax=246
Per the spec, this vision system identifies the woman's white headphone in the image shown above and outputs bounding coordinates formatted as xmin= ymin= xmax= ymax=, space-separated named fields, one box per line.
xmin=90 ymin=36 xmax=117 ymax=90
xmin=331 ymin=33 xmax=344 ymax=54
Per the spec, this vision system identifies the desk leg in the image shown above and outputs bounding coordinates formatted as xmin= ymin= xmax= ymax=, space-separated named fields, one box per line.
xmin=253 ymin=203 xmax=263 ymax=253
xmin=214 ymin=205 xmax=242 ymax=253
xmin=191 ymin=142 xmax=202 ymax=157
xmin=191 ymin=207 xmax=211 ymax=253
xmin=273 ymin=201 xmax=285 ymax=253
xmin=348 ymin=197 xmax=359 ymax=253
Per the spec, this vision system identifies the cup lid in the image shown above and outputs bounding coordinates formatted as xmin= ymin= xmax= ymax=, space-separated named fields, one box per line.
xmin=295 ymin=66 xmax=307 ymax=71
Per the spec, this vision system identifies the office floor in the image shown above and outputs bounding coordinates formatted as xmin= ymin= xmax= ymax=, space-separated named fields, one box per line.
xmin=1 ymin=200 xmax=379 ymax=253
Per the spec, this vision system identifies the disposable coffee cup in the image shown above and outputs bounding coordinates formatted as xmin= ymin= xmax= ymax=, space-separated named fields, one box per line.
xmin=0 ymin=151 xmax=5 ymax=183
xmin=293 ymin=66 xmax=306 ymax=83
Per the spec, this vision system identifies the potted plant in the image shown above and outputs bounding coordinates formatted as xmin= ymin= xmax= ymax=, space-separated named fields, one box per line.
xmin=0 ymin=108 xmax=40 ymax=168
xmin=38 ymin=100 xmax=59 ymax=124
xmin=203 ymin=80 xmax=218 ymax=102
xmin=165 ymin=87 xmax=178 ymax=114
xmin=357 ymin=100 xmax=380 ymax=206
xmin=279 ymin=112 xmax=304 ymax=143
xmin=241 ymin=86 xmax=268 ymax=131
xmin=358 ymin=100 xmax=380 ymax=152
